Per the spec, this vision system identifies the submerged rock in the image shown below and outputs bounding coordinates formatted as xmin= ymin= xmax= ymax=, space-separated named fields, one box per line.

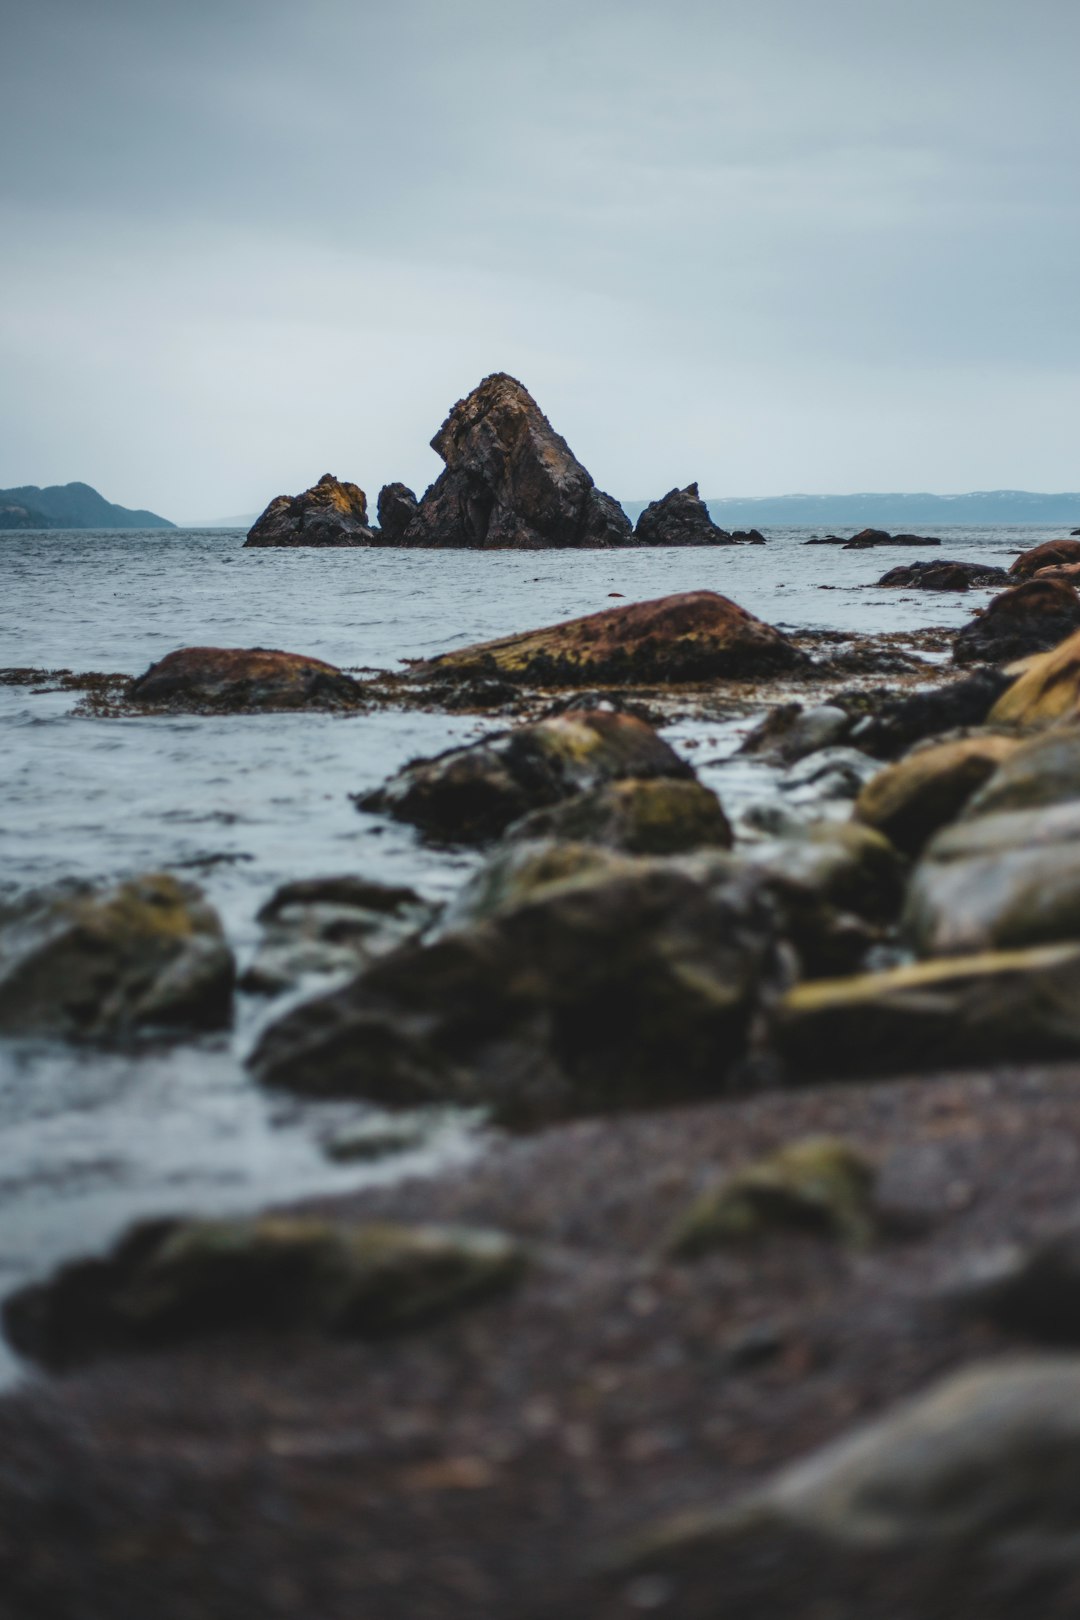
xmin=412 ymin=590 xmax=808 ymax=686
xmin=633 ymin=483 xmax=733 ymax=546
xmin=241 ymin=877 xmax=434 ymax=995
xmin=667 ymin=1137 xmax=878 ymax=1257
xmin=622 ymin=1359 xmax=1080 ymax=1564
xmin=244 ymin=473 xmax=374 ymax=547
xmin=988 ymin=627 xmax=1080 ymax=729
xmin=773 ymin=943 xmax=1080 ymax=1078
xmin=129 ymin=646 xmax=363 ymax=711
xmin=953 ymin=579 xmax=1080 ymax=665
xmin=876 ymin=559 xmax=1007 ymax=590
xmin=399 ymin=373 xmax=631 ymax=549
xmin=1008 ymin=538 xmax=1080 ymax=579
xmin=375 ymin=481 xmax=419 ymax=541
xmin=3 ymin=1215 xmax=525 ymax=1368
xmin=249 ymin=854 xmax=782 ymax=1123
xmin=853 ymin=733 xmax=1021 ymax=855
xmin=0 ymin=874 xmax=234 ymax=1037
xmin=904 ymin=802 xmax=1080 ymax=956
xmin=503 ymin=776 xmax=733 ymax=856
xmin=357 ymin=710 xmax=693 ymax=843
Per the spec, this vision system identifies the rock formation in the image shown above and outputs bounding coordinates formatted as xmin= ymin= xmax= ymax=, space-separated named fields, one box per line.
xmin=633 ymin=484 xmax=733 ymax=546
xmin=375 ymin=482 xmax=419 ymax=541
xmin=399 ymin=373 xmax=632 ymax=548
xmin=244 ymin=473 xmax=374 ymax=547
xmin=411 ymin=590 xmax=807 ymax=686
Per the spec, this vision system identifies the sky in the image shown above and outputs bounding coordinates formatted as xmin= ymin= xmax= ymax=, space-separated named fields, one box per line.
xmin=1 ymin=0 xmax=1078 ymax=522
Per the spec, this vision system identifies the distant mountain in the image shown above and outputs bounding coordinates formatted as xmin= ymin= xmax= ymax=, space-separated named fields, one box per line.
xmin=0 ymin=482 xmax=174 ymax=531
xmin=622 ymin=490 xmax=1080 ymax=529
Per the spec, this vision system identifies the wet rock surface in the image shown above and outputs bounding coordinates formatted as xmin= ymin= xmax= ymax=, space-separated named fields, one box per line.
xmin=130 ymin=645 xmax=364 ymax=711
xmin=0 ymin=873 xmax=234 ymax=1037
xmin=1008 ymin=537 xmax=1080 ymax=579
xmin=412 ymin=590 xmax=809 ymax=686
xmin=953 ymin=578 xmax=1080 ymax=665
xmin=241 ymin=877 xmax=434 ymax=995
xmin=503 ymin=776 xmax=733 ymax=856
xmin=877 ymin=559 xmax=1008 ymax=590
xmin=633 ymin=483 xmax=734 ymax=546
xmin=399 ymin=373 xmax=632 ymax=549
xmin=357 ymin=710 xmax=694 ymax=843
xmin=4 ymin=1215 xmax=525 ymax=1369
xmin=853 ymin=732 xmax=1021 ymax=855
xmin=244 ymin=473 xmax=374 ymax=547
xmin=988 ymin=627 xmax=1080 ymax=728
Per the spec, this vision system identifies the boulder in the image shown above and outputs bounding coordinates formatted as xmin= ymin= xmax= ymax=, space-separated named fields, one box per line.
xmin=1033 ymin=561 xmax=1080 ymax=583
xmin=666 ymin=1137 xmax=878 ymax=1257
xmin=241 ymin=877 xmax=434 ymax=995
xmin=2 ymin=1214 xmax=525 ymax=1368
xmin=953 ymin=579 xmax=1080 ymax=665
xmin=129 ymin=646 xmax=363 ymax=711
xmin=375 ymin=481 xmax=419 ymax=541
xmin=633 ymin=483 xmax=733 ymax=546
xmin=357 ymin=710 xmax=692 ymax=843
xmin=399 ymin=373 xmax=632 ymax=549
xmin=876 ymin=559 xmax=1007 ymax=590
xmin=244 ymin=473 xmax=374 ymax=547
xmin=739 ymin=703 xmax=853 ymax=763
xmin=1008 ymin=538 xmax=1080 ymax=579
xmin=249 ymin=854 xmax=783 ymax=1123
xmin=852 ymin=733 xmax=1022 ymax=855
xmin=621 ymin=1359 xmax=1080 ymax=1563
xmin=503 ymin=776 xmax=733 ymax=856
xmin=904 ymin=803 xmax=1080 ymax=956
xmin=745 ymin=820 xmax=906 ymax=926
xmin=411 ymin=590 xmax=808 ymax=686
xmin=962 ymin=727 xmax=1080 ymax=817
xmin=0 ymin=874 xmax=234 ymax=1038
xmin=773 ymin=943 xmax=1080 ymax=1078
xmin=988 ymin=627 xmax=1080 ymax=728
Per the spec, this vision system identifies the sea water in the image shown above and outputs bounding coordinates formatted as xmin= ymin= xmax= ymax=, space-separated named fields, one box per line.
xmin=0 ymin=524 xmax=1061 ymax=1381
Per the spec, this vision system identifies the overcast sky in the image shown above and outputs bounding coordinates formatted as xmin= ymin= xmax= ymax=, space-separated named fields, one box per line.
xmin=2 ymin=0 xmax=1078 ymax=520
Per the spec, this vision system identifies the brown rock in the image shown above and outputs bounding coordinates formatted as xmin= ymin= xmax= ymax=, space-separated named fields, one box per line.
xmin=400 ymin=373 xmax=632 ymax=549
xmin=130 ymin=647 xmax=363 ymax=711
xmin=853 ymin=734 xmax=1022 ymax=854
xmin=244 ymin=473 xmax=374 ymax=547
xmin=633 ymin=484 xmax=733 ymax=546
xmin=989 ymin=627 xmax=1080 ymax=728
xmin=1008 ymin=538 xmax=1080 ymax=579
xmin=1034 ymin=561 xmax=1080 ymax=583
xmin=952 ymin=579 xmax=1080 ymax=666
xmin=413 ymin=590 xmax=807 ymax=686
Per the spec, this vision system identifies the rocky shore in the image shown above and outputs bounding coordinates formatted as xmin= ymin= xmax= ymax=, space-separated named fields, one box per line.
xmin=10 ymin=528 xmax=1080 ymax=1616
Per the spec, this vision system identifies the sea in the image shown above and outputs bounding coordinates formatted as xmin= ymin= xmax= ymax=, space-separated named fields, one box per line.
xmin=0 ymin=523 xmax=1064 ymax=1383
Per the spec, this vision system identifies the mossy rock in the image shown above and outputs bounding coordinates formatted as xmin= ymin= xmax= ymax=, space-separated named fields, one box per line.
xmin=989 ymin=629 xmax=1080 ymax=728
xmin=853 ymin=733 xmax=1021 ymax=855
xmin=667 ymin=1137 xmax=878 ymax=1257
xmin=504 ymin=776 xmax=733 ymax=856
xmin=0 ymin=873 xmax=234 ymax=1037
xmin=3 ymin=1215 xmax=526 ymax=1368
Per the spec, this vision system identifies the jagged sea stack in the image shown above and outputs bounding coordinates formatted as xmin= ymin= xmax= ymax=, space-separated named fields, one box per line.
xmin=244 ymin=474 xmax=375 ymax=547
xmin=400 ymin=373 xmax=633 ymax=548
xmin=634 ymin=483 xmax=734 ymax=545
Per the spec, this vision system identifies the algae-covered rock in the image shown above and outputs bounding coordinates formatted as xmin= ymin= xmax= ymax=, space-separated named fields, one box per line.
xmin=618 ymin=1359 xmax=1080 ymax=1566
xmin=411 ymin=590 xmax=808 ymax=686
xmin=988 ymin=628 xmax=1080 ymax=729
xmin=746 ymin=821 xmax=905 ymax=925
xmin=633 ymin=483 xmax=733 ymax=546
xmin=357 ymin=710 xmax=692 ymax=844
xmin=440 ymin=841 xmax=629 ymax=932
xmin=400 ymin=373 xmax=632 ymax=550
xmin=0 ymin=874 xmax=234 ymax=1037
xmin=853 ymin=734 xmax=1021 ymax=855
xmin=249 ymin=856 xmax=781 ymax=1124
xmin=504 ymin=776 xmax=733 ymax=856
xmin=2 ymin=1214 xmax=525 ymax=1368
xmin=667 ymin=1137 xmax=877 ymax=1257
xmin=130 ymin=646 xmax=363 ymax=711
xmin=1008 ymin=538 xmax=1080 ymax=579
xmin=953 ymin=579 xmax=1080 ymax=666
xmin=244 ymin=473 xmax=374 ymax=547
xmin=773 ymin=943 xmax=1080 ymax=1078
xmin=904 ymin=804 xmax=1080 ymax=956
xmin=242 ymin=877 xmax=434 ymax=995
